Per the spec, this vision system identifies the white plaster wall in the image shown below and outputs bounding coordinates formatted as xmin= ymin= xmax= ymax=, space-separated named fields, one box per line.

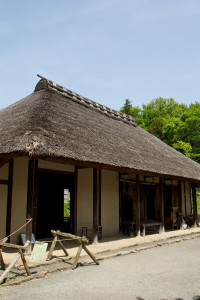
xmin=101 ymin=170 xmax=119 ymax=236
xmin=38 ymin=160 xmax=75 ymax=172
xmin=10 ymin=157 xmax=29 ymax=243
xmin=77 ymin=168 xmax=93 ymax=235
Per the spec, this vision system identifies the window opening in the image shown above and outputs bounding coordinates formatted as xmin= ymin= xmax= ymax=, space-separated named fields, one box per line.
xmin=64 ymin=189 xmax=70 ymax=222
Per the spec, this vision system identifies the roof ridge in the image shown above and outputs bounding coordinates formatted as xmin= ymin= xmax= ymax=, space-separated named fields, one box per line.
xmin=35 ymin=74 xmax=136 ymax=127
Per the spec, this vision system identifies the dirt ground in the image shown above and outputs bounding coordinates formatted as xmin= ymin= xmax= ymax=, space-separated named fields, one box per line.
xmin=1 ymin=237 xmax=200 ymax=300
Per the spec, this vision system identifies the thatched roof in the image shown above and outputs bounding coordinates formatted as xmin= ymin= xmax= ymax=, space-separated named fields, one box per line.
xmin=0 ymin=75 xmax=200 ymax=182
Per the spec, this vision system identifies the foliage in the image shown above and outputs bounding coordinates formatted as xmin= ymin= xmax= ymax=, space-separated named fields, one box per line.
xmin=173 ymin=141 xmax=192 ymax=157
xmin=120 ymin=98 xmax=200 ymax=163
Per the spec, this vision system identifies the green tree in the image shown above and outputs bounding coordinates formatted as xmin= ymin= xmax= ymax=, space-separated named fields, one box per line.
xmin=120 ymin=97 xmax=200 ymax=163
xmin=173 ymin=141 xmax=192 ymax=158
xmin=120 ymin=99 xmax=132 ymax=115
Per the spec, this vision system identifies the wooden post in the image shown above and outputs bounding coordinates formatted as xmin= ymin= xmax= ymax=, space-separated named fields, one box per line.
xmin=72 ymin=167 xmax=78 ymax=235
xmin=93 ymin=169 xmax=98 ymax=243
xmin=178 ymin=181 xmax=183 ymax=229
xmin=26 ymin=157 xmax=38 ymax=253
xmin=135 ymin=175 xmax=140 ymax=236
xmin=98 ymin=169 xmax=102 ymax=228
xmin=119 ymin=174 xmax=122 ymax=232
xmin=192 ymin=184 xmax=198 ymax=227
xmin=184 ymin=182 xmax=187 ymax=216
xmin=6 ymin=159 xmax=14 ymax=241
xmin=159 ymin=178 xmax=165 ymax=233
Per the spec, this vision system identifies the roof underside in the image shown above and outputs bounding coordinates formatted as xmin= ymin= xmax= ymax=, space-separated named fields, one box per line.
xmin=0 ymin=77 xmax=200 ymax=181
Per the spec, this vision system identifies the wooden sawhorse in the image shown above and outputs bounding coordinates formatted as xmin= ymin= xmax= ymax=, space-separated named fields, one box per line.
xmin=0 ymin=240 xmax=30 ymax=284
xmin=47 ymin=230 xmax=99 ymax=269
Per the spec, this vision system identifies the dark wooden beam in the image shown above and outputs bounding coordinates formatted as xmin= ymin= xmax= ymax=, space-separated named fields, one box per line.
xmin=135 ymin=175 xmax=140 ymax=236
xmin=192 ymin=184 xmax=198 ymax=227
xmin=159 ymin=177 xmax=165 ymax=233
xmin=98 ymin=170 xmax=101 ymax=227
xmin=184 ymin=182 xmax=187 ymax=216
xmin=119 ymin=173 xmax=122 ymax=232
xmin=93 ymin=168 xmax=98 ymax=243
xmin=26 ymin=157 xmax=38 ymax=251
xmin=2 ymin=153 xmax=200 ymax=185
xmin=73 ymin=166 xmax=78 ymax=235
xmin=6 ymin=159 xmax=14 ymax=240
xmin=178 ymin=181 xmax=183 ymax=229
xmin=0 ymin=180 xmax=9 ymax=185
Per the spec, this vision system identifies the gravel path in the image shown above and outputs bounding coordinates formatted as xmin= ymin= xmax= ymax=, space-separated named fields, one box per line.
xmin=1 ymin=238 xmax=200 ymax=300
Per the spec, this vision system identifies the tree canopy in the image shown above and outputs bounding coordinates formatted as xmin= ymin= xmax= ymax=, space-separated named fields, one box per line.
xmin=120 ymin=98 xmax=200 ymax=163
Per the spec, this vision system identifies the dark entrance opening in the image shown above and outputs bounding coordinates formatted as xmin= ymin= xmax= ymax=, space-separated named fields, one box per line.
xmin=121 ymin=182 xmax=136 ymax=222
xmin=146 ymin=185 xmax=156 ymax=220
xmin=36 ymin=171 xmax=75 ymax=239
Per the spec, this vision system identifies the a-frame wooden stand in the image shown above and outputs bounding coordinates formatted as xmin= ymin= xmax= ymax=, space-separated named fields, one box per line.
xmin=47 ymin=230 xmax=99 ymax=269
xmin=0 ymin=240 xmax=31 ymax=284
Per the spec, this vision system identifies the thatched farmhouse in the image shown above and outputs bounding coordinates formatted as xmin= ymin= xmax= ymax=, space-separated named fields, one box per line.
xmin=0 ymin=75 xmax=200 ymax=244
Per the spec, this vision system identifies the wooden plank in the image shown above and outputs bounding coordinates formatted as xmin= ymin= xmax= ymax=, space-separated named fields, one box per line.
xmin=93 ymin=169 xmax=98 ymax=243
xmin=135 ymin=175 xmax=140 ymax=236
xmin=6 ymin=159 xmax=14 ymax=240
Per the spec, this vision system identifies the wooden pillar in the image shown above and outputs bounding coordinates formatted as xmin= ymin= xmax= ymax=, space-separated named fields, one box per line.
xmin=192 ymin=183 xmax=198 ymax=227
xmin=119 ymin=174 xmax=122 ymax=232
xmin=73 ymin=167 xmax=78 ymax=235
xmin=93 ymin=168 xmax=99 ymax=243
xmin=6 ymin=159 xmax=14 ymax=241
xmin=184 ymin=182 xmax=187 ymax=216
xmin=135 ymin=175 xmax=140 ymax=236
xmin=159 ymin=178 xmax=165 ymax=233
xmin=178 ymin=181 xmax=183 ymax=229
xmin=98 ymin=170 xmax=101 ymax=227
xmin=26 ymin=157 xmax=38 ymax=252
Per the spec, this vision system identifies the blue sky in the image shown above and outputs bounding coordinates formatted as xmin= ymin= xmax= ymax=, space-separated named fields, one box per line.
xmin=0 ymin=0 xmax=200 ymax=111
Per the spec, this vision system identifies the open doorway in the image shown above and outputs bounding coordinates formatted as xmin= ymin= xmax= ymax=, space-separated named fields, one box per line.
xmin=36 ymin=171 xmax=75 ymax=239
xmin=140 ymin=184 xmax=156 ymax=221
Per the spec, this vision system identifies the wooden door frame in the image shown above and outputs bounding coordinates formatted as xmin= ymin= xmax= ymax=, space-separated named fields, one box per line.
xmin=34 ymin=168 xmax=76 ymax=237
